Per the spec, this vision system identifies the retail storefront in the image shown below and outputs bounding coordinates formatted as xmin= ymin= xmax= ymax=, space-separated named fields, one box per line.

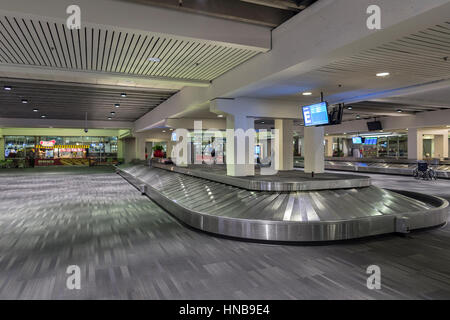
xmin=3 ymin=135 xmax=119 ymax=167
xmin=34 ymin=139 xmax=90 ymax=166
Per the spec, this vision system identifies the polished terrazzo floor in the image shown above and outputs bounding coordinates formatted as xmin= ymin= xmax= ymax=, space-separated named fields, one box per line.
xmin=0 ymin=167 xmax=449 ymax=299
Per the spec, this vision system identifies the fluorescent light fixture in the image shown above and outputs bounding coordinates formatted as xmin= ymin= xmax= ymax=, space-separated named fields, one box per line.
xmin=4 ymin=86 xmax=11 ymax=91
xmin=302 ymin=92 xmax=312 ymax=96
xmin=376 ymin=72 xmax=390 ymax=77
xmin=148 ymin=57 xmax=161 ymax=62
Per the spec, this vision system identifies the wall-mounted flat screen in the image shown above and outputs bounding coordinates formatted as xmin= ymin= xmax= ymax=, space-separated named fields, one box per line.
xmin=352 ymin=137 xmax=362 ymax=144
xmin=367 ymin=121 xmax=383 ymax=131
xmin=302 ymin=102 xmax=329 ymax=127
xmin=364 ymin=137 xmax=378 ymax=145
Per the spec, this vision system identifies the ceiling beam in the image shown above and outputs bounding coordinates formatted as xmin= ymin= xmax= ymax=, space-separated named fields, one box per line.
xmin=0 ymin=117 xmax=133 ymax=129
xmin=0 ymin=64 xmax=209 ymax=90
xmin=121 ymin=0 xmax=296 ymax=27
xmin=240 ymin=0 xmax=307 ymax=11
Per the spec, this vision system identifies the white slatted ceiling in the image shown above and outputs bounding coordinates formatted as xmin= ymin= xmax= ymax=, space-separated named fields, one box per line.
xmin=312 ymin=23 xmax=450 ymax=80
xmin=0 ymin=15 xmax=260 ymax=81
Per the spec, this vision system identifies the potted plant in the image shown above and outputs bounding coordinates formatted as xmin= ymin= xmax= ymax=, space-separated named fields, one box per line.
xmin=152 ymin=145 xmax=164 ymax=158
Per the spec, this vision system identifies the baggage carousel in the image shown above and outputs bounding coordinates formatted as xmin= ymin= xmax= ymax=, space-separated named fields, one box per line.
xmin=294 ymin=158 xmax=450 ymax=179
xmin=116 ymin=163 xmax=449 ymax=242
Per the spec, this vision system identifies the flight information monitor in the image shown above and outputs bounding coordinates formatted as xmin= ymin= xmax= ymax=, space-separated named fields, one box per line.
xmin=352 ymin=137 xmax=362 ymax=144
xmin=302 ymin=102 xmax=329 ymax=127
xmin=364 ymin=137 xmax=378 ymax=145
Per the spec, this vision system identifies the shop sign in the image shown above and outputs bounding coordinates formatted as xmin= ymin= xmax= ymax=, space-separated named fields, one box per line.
xmin=40 ymin=140 xmax=56 ymax=147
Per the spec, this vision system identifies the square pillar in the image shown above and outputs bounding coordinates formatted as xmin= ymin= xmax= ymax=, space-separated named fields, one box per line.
xmin=274 ymin=119 xmax=293 ymax=171
xmin=136 ymin=136 xmax=146 ymax=161
xmin=324 ymin=136 xmax=333 ymax=157
xmin=117 ymin=139 xmax=124 ymax=160
xmin=434 ymin=134 xmax=448 ymax=160
xmin=408 ymin=128 xmax=423 ymax=160
xmin=304 ymin=126 xmax=325 ymax=174
xmin=226 ymin=115 xmax=255 ymax=176
xmin=167 ymin=140 xmax=175 ymax=159
xmin=0 ymin=136 xmax=4 ymax=161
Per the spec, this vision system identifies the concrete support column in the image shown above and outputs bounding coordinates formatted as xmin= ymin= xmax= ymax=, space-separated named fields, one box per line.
xmin=226 ymin=114 xmax=255 ymax=176
xmin=0 ymin=135 xmax=4 ymax=161
xmin=122 ymin=137 xmax=136 ymax=163
xmin=274 ymin=119 xmax=293 ymax=171
xmin=408 ymin=128 xmax=423 ymax=160
xmin=0 ymin=136 xmax=4 ymax=161
xmin=300 ymin=137 xmax=304 ymax=157
xmin=135 ymin=135 xmax=146 ymax=161
xmin=304 ymin=126 xmax=325 ymax=174
xmin=167 ymin=140 xmax=175 ymax=159
xmin=324 ymin=136 xmax=333 ymax=157
xmin=434 ymin=134 xmax=449 ymax=160
xmin=117 ymin=139 xmax=124 ymax=160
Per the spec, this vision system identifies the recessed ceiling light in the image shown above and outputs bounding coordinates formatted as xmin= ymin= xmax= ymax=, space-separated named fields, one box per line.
xmin=120 ymin=93 xmax=127 ymax=98
xmin=169 ymin=128 xmax=174 ymax=131
xmin=4 ymin=86 xmax=11 ymax=91
xmin=302 ymin=92 xmax=312 ymax=96
xmin=261 ymin=121 xmax=265 ymax=124
xmin=22 ymin=99 xmax=28 ymax=104
xmin=162 ymin=130 xmax=166 ymax=133
xmin=148 ymin=57 xmax=161 ymax=62
xmin=110 ymin=111 xmax=116 ymax=115
xmin=41 ymin=115 xmax=47 ymax=118
xmin=356 ymin=115 xmax=360 ymax=119
xmin=396 ymin=109 xmax=403 ymax=113
xmin=347 ymin=106 xmax=353 ymax=110
xmin=33 ymin=108 xmax=39 ymax=112
xmin=115 ymin=104 xmax=120 ymax=108
xmin=108 ymin=117 xmax=112 ymax=120
xmin=376 ymin=72 xmax=390 ymax=77
xmin=217 ymin=114 xmax=224 ymax=118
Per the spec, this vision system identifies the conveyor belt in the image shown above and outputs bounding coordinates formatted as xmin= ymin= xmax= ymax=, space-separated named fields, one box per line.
xmin=294 ymin=159 xmax=450 ymax=178
xmin=117 ymin=164 xmax=449 ymax=242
